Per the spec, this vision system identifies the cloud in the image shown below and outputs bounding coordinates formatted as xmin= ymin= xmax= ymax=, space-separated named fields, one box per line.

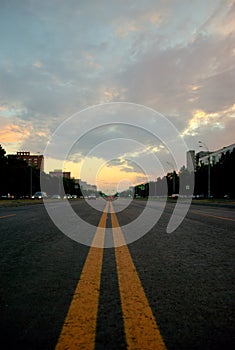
xmin=0 ymin=119 xmax=32 ymax=143
xmin=197 ymin=0 xmax=235 ymax=36
xmin=118 ymin=31 xmax=234 ymax=108
xmin=32 ymin=61 xmax=43 ymax=69
xmin=182 ymin=103 xmax=235 ymax=137
xmin=102 ymin=87 xmax=126 ymax=103
xmin=0 ymin=0 xmax=234 ymax=176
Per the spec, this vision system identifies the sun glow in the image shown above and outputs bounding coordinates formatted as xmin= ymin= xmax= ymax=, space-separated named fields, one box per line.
xmin=44 ymin=156 xmax=147 ymax=194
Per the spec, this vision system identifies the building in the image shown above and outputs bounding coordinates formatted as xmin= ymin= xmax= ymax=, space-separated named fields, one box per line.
xmin=78 ymin=180 xmax=88 ymax=191
xmin=186 ymin=150 xmax=196 ymax=172
xmin=186 ymin=143 xmax=235 ymax=170
xmin=197 ymin=143 xmax=235 ymax=166
xmin=76 ymin=179 xmax=97 ymax=193
xmin=87 ymin=184 xmax=97 ymax=192
xmin=8 ymin=151 xmax=44 ymax=171
xmin=49 ymin=169 xmax=71 ymax=179
xmin=61 ymin=172 xmax=71 ymax=179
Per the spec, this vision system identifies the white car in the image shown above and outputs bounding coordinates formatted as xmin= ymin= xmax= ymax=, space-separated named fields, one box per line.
xmin=32 ymin=191 xmax=48 ymax=199
xmin=51 ymin=194 xmax=61 ymax=199
xmin=88 ymin=194 xmax=96 ymax=200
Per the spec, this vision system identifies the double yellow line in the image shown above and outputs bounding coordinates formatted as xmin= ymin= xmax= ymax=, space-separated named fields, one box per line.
xmin=56 ymin=201 xmax=166 ymax=350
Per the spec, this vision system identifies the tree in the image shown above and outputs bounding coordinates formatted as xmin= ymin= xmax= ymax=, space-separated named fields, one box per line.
xmin=0 ymin=144 xmax=6 ymax=158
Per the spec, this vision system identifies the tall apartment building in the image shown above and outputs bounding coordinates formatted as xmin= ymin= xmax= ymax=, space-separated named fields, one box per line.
xmin=198 ymin=143 xmax=235 ymax=166
xmin=187 ymin=143 xmax=235 ymax=169
xmin=8 ymin=151 xmax=44 ymax=171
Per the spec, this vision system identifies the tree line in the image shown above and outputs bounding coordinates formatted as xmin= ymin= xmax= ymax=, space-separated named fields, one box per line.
xmin=134 ymin=147 xmax=235 ymax=199
xmin=0 ymin=145 xmax=81 ymax=198
xmin=1 ymin=144 xmax=234 ymax=199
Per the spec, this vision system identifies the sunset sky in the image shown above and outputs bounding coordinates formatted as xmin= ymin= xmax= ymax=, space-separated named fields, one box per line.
xmin=0 ymin=0 xmax=234 ymax=192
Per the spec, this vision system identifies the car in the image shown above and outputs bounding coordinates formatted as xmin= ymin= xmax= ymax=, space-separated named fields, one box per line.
xmin=51 ymin=194 xmax=61 ymax=199
xmin=63 ymin=194 xmax=72 ymax=199
xmin=0 ymin=193 xmax=12 ymax=199
xmin=170 ymin=194 xmax=179 ymax=199
xmin=31 ymin=191 xmax=48 ymax=199
xmin=88 ymin=194 xmax=96 ymax=199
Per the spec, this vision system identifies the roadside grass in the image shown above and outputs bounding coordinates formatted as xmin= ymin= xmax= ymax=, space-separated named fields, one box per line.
xmin=166 ymin=198 xmax=235 ymax=206
xmin=0 ymin=199 xmax=43 ymax=208
xmin=192 ymin=198 xmax=235 ymax=205
xmin=0 ymin=198 xmax=81 ymax=208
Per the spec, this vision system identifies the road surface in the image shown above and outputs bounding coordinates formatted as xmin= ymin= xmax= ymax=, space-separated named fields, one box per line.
xmin=0 ymin=199 xmax=234 ymax=349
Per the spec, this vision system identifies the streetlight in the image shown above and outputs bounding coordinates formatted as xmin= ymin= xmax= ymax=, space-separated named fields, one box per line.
xmin=198 ymin=141 xmax=211 ymax=198
xmin=29 ymin=166 xmax=32 ymax=198
xmin=167 ymin=161 xmax=176 ymax=194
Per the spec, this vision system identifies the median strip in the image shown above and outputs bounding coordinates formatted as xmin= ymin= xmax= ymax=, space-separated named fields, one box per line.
xmin=55 ymin=201 xmax=109 ymax=350
xmin=110 ymin=201 xmax=167 ymax=350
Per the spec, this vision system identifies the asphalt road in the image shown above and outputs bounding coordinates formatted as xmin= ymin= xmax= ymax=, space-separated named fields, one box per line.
xmin=0 ymin=199 xmax=234 ymax=350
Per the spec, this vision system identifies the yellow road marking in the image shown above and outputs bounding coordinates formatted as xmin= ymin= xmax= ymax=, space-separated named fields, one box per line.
xmin=55 ymin=201 xmax=109 ymax=350
xmin=0 ymin=214 xmax=16 ymax=219
xmin=191 ymin=210 xmax=235 ymax=222
xmin=110 ymin=201 xmax=167 ymax=350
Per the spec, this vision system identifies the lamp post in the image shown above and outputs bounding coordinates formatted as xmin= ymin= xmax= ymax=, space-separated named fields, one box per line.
xmin=167 ymin=161 xmax=176 ymax=194
xmin=199 ymin=141 xmax=211 ymax=198
xmin=29 ymin=166 xmax=32 ymax=198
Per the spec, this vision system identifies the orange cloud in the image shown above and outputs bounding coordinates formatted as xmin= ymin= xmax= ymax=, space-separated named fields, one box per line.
xmin=0 ymin=123 xmax=31 ymax=142
xmin=181 ymin=103 xmax=235 ymax=136
xmin=103 ymin=87 xmax=125 ymax=102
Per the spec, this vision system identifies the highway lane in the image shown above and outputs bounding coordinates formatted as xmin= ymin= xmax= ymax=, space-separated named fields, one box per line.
xmin=0 ymin=199 xmax=234 ymax=349
xmin=123 ymin=201 xmax=235 ymax=350
xmin=0 ymin=202 xmax=92 ymax=350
